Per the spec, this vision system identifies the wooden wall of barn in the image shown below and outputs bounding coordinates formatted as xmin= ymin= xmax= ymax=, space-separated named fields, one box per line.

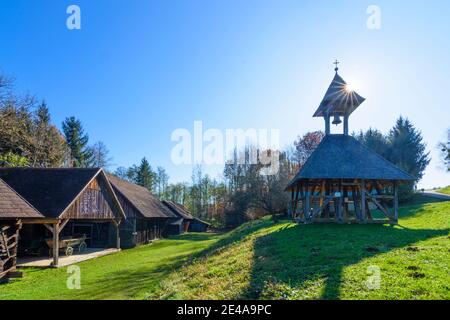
xmin=62 ymin=176 xmax=117 ymax=220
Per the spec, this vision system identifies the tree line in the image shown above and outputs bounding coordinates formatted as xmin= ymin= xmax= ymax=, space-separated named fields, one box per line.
xmin=1 ymin=71 xmax=446 ymax=227
xmin=0 ymin=73 xmax=112 ymax=169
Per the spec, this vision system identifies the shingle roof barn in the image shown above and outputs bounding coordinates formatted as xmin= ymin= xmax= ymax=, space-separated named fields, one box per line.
xmin=287 ymin=134 xmax=415 ymax=188
xmin=0 ymin=178 xmax=43 ymax=219
xmin=107 ymin=174 xmax=176 ymax=219
xmin=162 ymin=201 xmax=193 ymax=220
xmin=0 ymin=168 xmax=105 ymax=218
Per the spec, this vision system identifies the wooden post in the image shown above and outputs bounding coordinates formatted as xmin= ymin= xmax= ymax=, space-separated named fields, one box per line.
xmin=305 ymin=185 xmax=310 ymax=222
xmin=361 ymin=180 xmax=366 ymax=223
xmin=343 ymin=115 xmax=349 ymax=135
xmin=116 ymin=221 xmax=121 ymax=249
xmin=52 ymin=222 xmax=59 ymax=267
xmin=393 ymin=181 xmax=399 ymax=223
xmin=338 ymin=181 xmax=343 ymax=223
xmin=325 ymin=115 xmax=330 ymax=135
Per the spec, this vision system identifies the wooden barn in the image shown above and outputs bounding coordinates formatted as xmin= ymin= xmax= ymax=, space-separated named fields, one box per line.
xmin=0 ymin=179 xmax=43 ymax=280
xmin=0 ymin=168 xmax=125 ymax=267
xmin=188 ymin=217 xmax=211 ymax=233
xmin=286 ymin=63 xmax=415 ymax=224
xmin=107 ymin=174 xmax=176 ymax=248
xmin=162 ymin=201 xmax=194 ymax=235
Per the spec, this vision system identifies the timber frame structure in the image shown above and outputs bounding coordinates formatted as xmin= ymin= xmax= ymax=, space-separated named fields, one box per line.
xmin=1 ymin=178 xmax=43 ymax=280
xmin=0 ymin=168 xmax=125 ymax=267
xmin=289 ymin=179 xmax=400 ymax=224
xmin=286 ymin=64 xmax=415 ymax=224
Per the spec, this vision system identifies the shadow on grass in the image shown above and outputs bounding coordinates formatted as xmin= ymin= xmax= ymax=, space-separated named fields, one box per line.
xmin=242 ymin=222 xmax=449 ymax=300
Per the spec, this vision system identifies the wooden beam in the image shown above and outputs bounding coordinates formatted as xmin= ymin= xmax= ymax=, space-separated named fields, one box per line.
xmin=21 ymin=218 xmax=58 ymax=225
xmin=311 ymin=197 xmax=332 ymax=220
xmin=394 ymin=181 xmax=399 ymax=223
xmin=43 ymin=224 xmax=54 ymax=234
xmin=52 ymin=223 xmax=59 ymax=267
xmin=305 ymin=186 xmax=310 ymax=221
xmin=361 ymin=180 xmax=366 ymax=222
xmin=58 ymin=219 xmax=70 ymax=234
xmin=365 ymin=191 xmax=392 ymax=219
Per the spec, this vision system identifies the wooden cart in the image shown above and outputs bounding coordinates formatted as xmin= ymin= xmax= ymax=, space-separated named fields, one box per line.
xmin=46 ymin=235 xmax=88 ymax=257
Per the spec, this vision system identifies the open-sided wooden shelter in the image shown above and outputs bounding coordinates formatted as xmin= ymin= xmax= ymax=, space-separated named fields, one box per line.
xmin=286 ymin=63 xmax=415 ymax=224
xmin=0 ymin=178 xmax=43 ymax=280
xmin=107 ymin=174 xmax=176 ymax=247
xmin=0 ymin=168 xmax=125 ymax=267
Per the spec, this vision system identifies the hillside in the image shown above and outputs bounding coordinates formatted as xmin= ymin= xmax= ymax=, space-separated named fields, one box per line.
xmin=0 ymin=196 xmax=449 ymax=300
xmin=152 ymin=198 xmax=450 ymax=300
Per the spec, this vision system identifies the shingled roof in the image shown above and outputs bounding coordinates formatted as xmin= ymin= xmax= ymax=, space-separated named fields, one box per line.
xmin=162 ymin=201 xmax=193 ymax=220
xmin=107 ymin=174 xmax=176 ymax=219
xmin=313 ymin=72 xmax=366 ymax=117
xmin=0 ymin=178 xmax=43 ymax=219
xmin=287 ymin=134 xmax=415 ymax=188
xmin=0 ymin=168 xmax=124 ymax=219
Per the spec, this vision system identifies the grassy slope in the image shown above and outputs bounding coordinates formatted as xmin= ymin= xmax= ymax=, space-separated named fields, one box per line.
xmin=1 ymin=196 xmax=449 ymax=300
xmin=152 ymin=199 xmax=450 ymax=300
xmin=0 ymin=234 xmax=221 ymax=300
xmin=437 ymin=186 xmax=450 ymax=195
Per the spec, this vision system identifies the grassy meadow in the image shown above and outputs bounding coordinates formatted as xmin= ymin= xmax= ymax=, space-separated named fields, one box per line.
xmin=0 ymin=195 xmax=449 ymax=300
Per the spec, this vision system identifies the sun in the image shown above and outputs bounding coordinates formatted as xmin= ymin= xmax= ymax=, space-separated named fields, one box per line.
xmin=345 ymin=83 xmax=355 ymax=92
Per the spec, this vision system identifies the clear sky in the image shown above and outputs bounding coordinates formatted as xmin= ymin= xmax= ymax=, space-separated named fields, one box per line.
xmin=0 ymin=0 xmax=449 ymax=188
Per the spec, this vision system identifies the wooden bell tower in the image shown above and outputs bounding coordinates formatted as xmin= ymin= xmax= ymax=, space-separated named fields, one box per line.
xmin=314 ymin=60 xmax=366 ymax=135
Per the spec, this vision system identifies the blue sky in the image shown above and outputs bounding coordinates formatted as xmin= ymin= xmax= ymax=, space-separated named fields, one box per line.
xmin=0 ymin=0 xmax=449 ymax=188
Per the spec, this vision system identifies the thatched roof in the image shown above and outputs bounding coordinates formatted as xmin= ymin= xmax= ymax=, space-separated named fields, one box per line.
xmin=0 ymin=168 xmax=125 ymax=219
xmin=287 ymin=134 xmax=415 ymax=188
xmin=107 ymin=174 xmax=176 ymax=219
xmin=0 ymin=178 xmax=43 ymax=219
xmin=162 ymin=201 xmax=193 ymax=220
xmin=313 ymin=72 xmax=365 ymax=117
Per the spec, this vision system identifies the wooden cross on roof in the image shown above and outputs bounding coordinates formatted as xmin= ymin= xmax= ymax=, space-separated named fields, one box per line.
xmin=333 ymin=59 xmax=340 ymax=73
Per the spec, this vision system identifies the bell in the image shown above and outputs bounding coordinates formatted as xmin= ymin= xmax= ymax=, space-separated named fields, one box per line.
xmin=332 ymin=115 xmax=342 ymax=125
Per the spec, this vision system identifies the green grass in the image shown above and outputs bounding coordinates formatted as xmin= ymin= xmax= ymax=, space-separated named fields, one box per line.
xmin=152 ymin=197 xmax=450 ymax=300
xmin=436 ymin=186 xmax=450 ymax=195
xmin=0 ymin=233 xmax=221 ymax=300
xmin=1 ymin=196 xmax=449 ymax=300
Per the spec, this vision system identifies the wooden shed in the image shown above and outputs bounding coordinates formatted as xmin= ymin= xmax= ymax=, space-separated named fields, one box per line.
xmin=0 ymin=168 xmax=125 ymax=267
xmin=107 ymin=174 xmax=176 ymax=248
xmin=0 ymin=178 xmax=43 ymax=280
xmin=188 ymin=217 xmax=211 ymax=233
xmin=286 ymin=64 xmax=415 ymax=224
xmin=162 ymin=201 xmax=193 ymax=235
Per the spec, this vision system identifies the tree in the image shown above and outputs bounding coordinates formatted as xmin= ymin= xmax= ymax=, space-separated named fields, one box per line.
xmin=87 ymin=141 xmax=112 ymax=168
xmin=155 ymin=166 xmax=169 ymax=198
xmin=438 ymin=129 xmax=449 ymax=171
xmin=355 ymin=128 xmax=388 ymax=158
xmin=1 ymin=79 xmax=67 ymax=168
xmin=387 ymin=117 xmax=430 ymax=181
xmin=293 ymin=131 xmax=325 ymax=166
xmin=29 ymin=102 xmax=67 ymax=167
xmin=62 ymin=116 xmax=92 ymax=167
xmin=135 ymin=157 xmax=155 ymax=191
xmin=0 ymin=151 xmax=29 ymax=167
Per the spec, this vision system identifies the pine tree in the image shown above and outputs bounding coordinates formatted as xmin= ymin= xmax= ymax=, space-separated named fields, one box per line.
xmin=135 ymin=157 xmax=155 ymax=191
xmin=62 ymin=116 xmax=92 ymax=167
xmin=387 ymin=117 xmax=430 ymax=200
